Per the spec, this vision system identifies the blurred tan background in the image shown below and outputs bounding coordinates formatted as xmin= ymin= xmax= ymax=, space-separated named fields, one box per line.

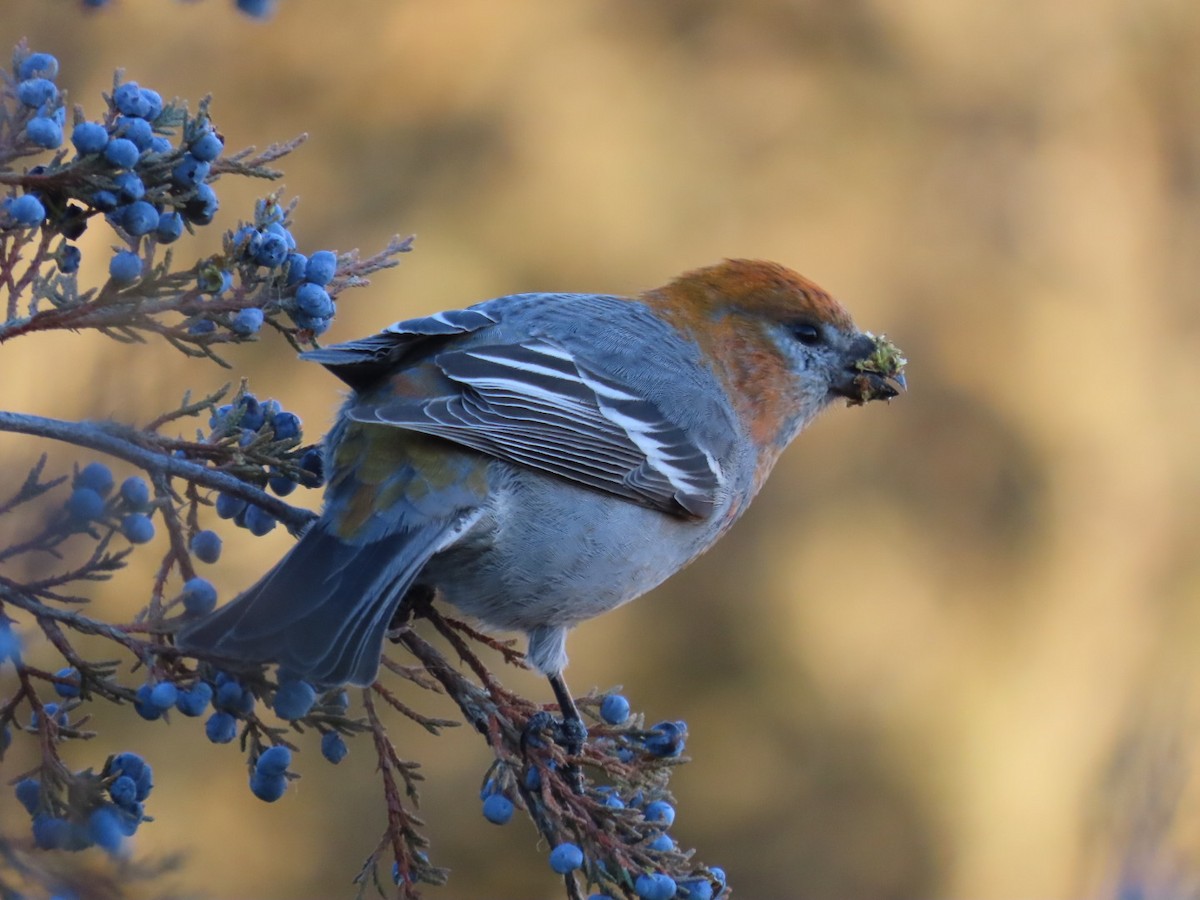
xmin=3 ymin=0 xmax=1200 ymax=898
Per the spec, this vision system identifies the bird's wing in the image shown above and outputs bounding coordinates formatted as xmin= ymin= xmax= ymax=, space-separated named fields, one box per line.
xmin=343 ymin=334 xmax=722 ymax=518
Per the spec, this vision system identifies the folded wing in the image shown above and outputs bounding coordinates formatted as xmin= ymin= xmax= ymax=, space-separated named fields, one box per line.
xmin=305 ymin=303 xmax=723 ymax=519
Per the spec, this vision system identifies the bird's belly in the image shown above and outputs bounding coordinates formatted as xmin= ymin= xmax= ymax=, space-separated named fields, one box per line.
xmin=421 ymin=465 xmax=720 ymax=632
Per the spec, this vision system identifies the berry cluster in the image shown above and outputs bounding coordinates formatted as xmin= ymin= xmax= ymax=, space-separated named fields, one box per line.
xmin=60 ymin=459 xmax=239 ymax=569
xmin=63 ymin=461 xmax=157 ymax=544
xmin=3 ymin=50 xmax=225 ymax=282
xmin=90 ymin=78 xmax=221 ymax=273
xmin=12 ymin=751 xmax=154 ymax=854
xmin=474 ymin=693 xmax=722 ymax=899
xmin=202 ymin=670 xmax=256 ymax=745
xmin=2 ymin=47 xmax=389 ymax=355
xmin=227 ymin=210 xmax=340 ymax=336
xmin=207 ymin=391 xmax=324 ymax=536
xmin=188 ymin=668 xmax=351 ymax=798
xmin=181 ymin=196 xmax=350 ymax=341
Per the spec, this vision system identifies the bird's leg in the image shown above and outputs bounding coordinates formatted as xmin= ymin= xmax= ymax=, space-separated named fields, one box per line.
xmin=520 ymin=674 xmax=588 ymax=793
xmin=547 ymin=671 xmax=587 ymax=753
xmin=548 ymin=671 xmax=587 ymax=794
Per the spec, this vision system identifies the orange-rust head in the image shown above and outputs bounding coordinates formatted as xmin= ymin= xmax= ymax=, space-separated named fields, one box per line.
xmin=644 ymin=259 xmax=855 ymax=333
xmin=638 ymin=259 xmax=902 ymax=467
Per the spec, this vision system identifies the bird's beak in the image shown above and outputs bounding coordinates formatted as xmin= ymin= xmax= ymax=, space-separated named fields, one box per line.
xmin=831 ymin=332 xmax=907 ymax=407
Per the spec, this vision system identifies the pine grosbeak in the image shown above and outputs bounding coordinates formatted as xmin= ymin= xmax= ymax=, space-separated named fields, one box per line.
xmin=179 ymin=259 xmax=905 ymax=716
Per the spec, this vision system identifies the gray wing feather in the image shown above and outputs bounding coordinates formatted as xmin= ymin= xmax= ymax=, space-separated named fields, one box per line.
xmin=350 ymin=339 xmax=721 ymax=518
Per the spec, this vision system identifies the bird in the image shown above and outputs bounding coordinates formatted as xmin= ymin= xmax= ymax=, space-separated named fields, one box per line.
xmin=177 ymin=258 xmax=905 ymax=727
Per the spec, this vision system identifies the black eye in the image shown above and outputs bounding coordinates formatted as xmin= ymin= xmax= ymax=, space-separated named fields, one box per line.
xmin=791 ymin=322 xmax=822 ymax=346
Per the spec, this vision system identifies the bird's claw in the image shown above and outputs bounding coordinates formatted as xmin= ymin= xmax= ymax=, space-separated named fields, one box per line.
xmin=521 ymin=710 xmax=588 ymax=753
xmin=557 ymin=715 xmax=588 ymax=756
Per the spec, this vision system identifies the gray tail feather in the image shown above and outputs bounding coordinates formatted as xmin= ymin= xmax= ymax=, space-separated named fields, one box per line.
xmin=176 ymin=521 xmax=445 ymax=687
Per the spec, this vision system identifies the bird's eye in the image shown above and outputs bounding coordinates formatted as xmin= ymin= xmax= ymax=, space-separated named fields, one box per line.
xmin=791 ymin=322 xmax=822 ymax=346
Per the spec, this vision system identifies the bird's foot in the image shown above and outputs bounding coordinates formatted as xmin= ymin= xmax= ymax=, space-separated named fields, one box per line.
xmin=522 ymin=710 xmax=589 ymax=752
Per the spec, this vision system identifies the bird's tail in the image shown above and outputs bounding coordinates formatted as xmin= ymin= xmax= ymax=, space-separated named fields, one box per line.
xmin=176 ymin=521 xmax=448 ymax=687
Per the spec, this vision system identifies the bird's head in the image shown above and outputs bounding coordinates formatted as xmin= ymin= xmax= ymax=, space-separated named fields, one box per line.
xmin=643 ymin=259 xmax=906 ymax=451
